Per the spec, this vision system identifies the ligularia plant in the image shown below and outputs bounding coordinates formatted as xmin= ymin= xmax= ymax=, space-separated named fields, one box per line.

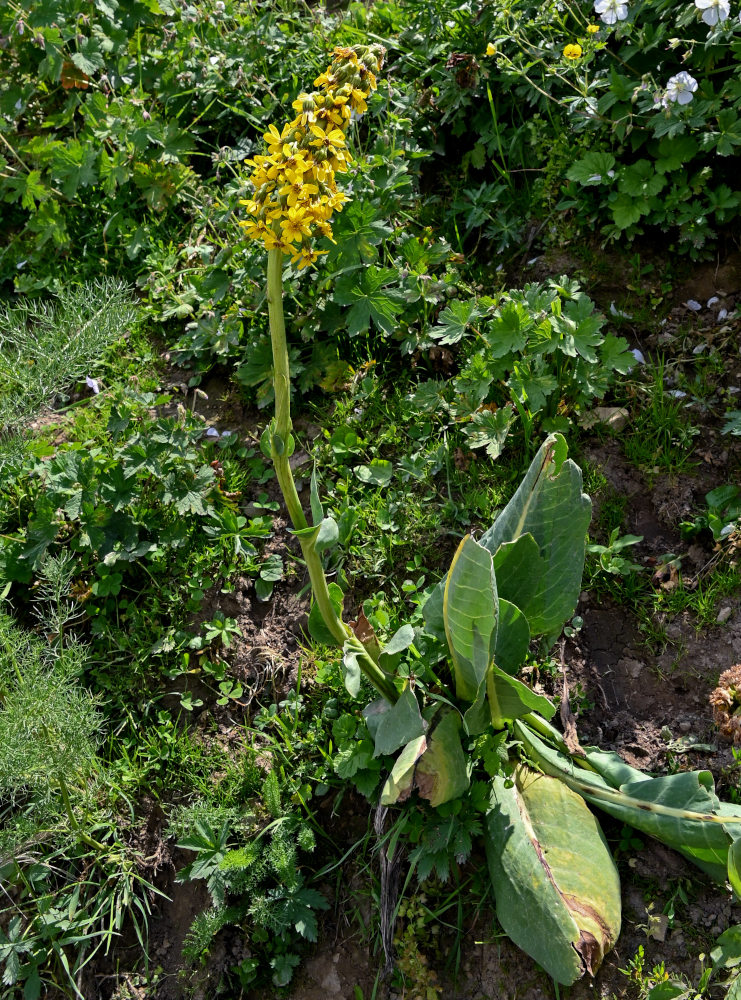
xmin=593 ymin=0 xmax=629 ymax=24
xmin=239 ymin=44 xmax=398 ymax=706
xmin=695 ymin=0 xmax=731 ymax=24
xmin=242 ymin=43 xmax=741 ymax=990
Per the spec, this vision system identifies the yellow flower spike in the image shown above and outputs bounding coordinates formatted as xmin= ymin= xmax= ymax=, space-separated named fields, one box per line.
xmin=241 ymin=43 xmax=385 ymax=267
xmin=563 ymin=43 xmax=583 ymax=60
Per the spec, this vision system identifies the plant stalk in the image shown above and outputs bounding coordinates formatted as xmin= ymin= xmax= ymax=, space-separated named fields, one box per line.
xmin=265 ymin=249 xmax=397 ymax=704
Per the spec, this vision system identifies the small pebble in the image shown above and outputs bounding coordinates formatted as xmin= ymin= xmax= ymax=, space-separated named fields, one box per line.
xmin=717 ymin=606 xmax=733 ymax=624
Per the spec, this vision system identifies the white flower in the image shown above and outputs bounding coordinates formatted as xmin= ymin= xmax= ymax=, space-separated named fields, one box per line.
xmin=695 ymin=0 xmax=730 ymax=25
xmin=594 ymin=0 xmax=629 ymax=23
xmin=665 ymin=72 xmax=698 ymax=105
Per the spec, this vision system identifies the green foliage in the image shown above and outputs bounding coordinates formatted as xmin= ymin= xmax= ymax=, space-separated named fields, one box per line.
xmin=587 ymin=527 xmax=644 ymax=577
xmin=0 ymin=0 xmax=343 ymax=294
xmin=417 ymin=277 xmax=634 ymax=458
xmin=623 ymin=358 xmax=700 ymax=474
xmin=0 ymin=557 xmax=158 ymax=999
xmin=176 ymin=776 xmax=329 ymax=990
xmin=0 ymin=280 xmax=135 ymax=474
xmin=0 ymin=587 xmax=101 ymax=845
xmin=681 ymin=485 xmax=741 ymax=543
xmin=481 ymin=0 xmax=741 ymax=254
xmin=487 ymin=768 xmax=621 ymax=984
xmin=0 ymin=386 xmax=272 ymax=623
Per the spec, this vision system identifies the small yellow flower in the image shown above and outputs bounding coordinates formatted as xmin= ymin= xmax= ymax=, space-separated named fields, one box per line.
xmin=316 ymin=105 xmax=346 ymax=129
xmin=563 ymin=43 xmax=583 ymax=60
xmin=586 ymin=23 xmax=600 ymax=33
xmin=281 ymin=175 xmax=318 ymax=208
xmin=238 ymin=219 xmax=268 ymax=241
xmin=486 ymin=42 xmax=496 ymax=56
xmin=309 ymin=124 xmax=346 ymax=152
xmin=292 ymin=246 xmax=328 ymax=270
xmin=263 ymin=230 xmax=291 ymax=253
xmin=263 ymin=123 xmax=290 ymax=151
xmin=349 ymin=88 xmax=368 ymax=114
xmin=280 ymin=207 xmax=313 ymax=243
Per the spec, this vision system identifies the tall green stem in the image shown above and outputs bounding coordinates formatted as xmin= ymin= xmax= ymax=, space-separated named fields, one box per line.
xmin=265 ymin=249 xmax=398 ymax=704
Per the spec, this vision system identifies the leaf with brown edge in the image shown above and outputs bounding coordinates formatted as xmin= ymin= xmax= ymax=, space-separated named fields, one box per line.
xmin=416 ymin=709 xmax=469 ymax=808
xmin=486 ymin=767 xmax=621 ymax=985
xmin=380 ymin=735 xmax=426 ymax=806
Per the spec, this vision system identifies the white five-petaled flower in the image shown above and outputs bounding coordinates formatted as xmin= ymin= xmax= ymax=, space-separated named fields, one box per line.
xmin=664 ymin=71 xmax=698 ymax=105
xmin=594 ymin=0 xmax=629 ymax=24
xmin=695 ymin=0 xmax=730 ymax=25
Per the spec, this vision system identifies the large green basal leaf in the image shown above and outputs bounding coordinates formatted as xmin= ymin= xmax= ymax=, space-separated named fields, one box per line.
xmin=424 ymin=434 xmax=591 ymax=645
xmin=495 ymin=599 xmax=531 ymax=676
xmin=443 ymin=535 xmax=497 ymax=702
xmin=416 ymin=709 xmax=469 ymax=807
xmin=516 ymin=718 xmax=741 ymax=885
xmin=487 ymin=768 xmax=621 ymax=984
xmin=492 ymin=534 xmax=541 ymax=618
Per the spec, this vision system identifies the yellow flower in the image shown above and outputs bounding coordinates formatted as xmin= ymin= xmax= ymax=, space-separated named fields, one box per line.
xmin=586 ymin=23 xmax=600 ymax=33
xmin=263 ymin=123 xmax=291 ymax=152
xmin=309 ymin=124 xmax=346 ymax=152
xmin=349 ymin=87 xmax=368 ymax=113
xmin=238 ymin=219 xmax=268 ymax=241
xmin=280 ymin=207 xmax=313 ymax=243
xmin=280 ymin=174 xmax=318 ymax=208
xmin=316 ymin=105 xmax=347 ymax=129
xmin=563 ymin=43 xmax=583 ymax=60
xmin=292 ymin=246 xmax=328 ymax=270
xmin=486 ymin=42 xmax=496 ymax=56
xmin=263 ymin=230 xmax=292 ymax=253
